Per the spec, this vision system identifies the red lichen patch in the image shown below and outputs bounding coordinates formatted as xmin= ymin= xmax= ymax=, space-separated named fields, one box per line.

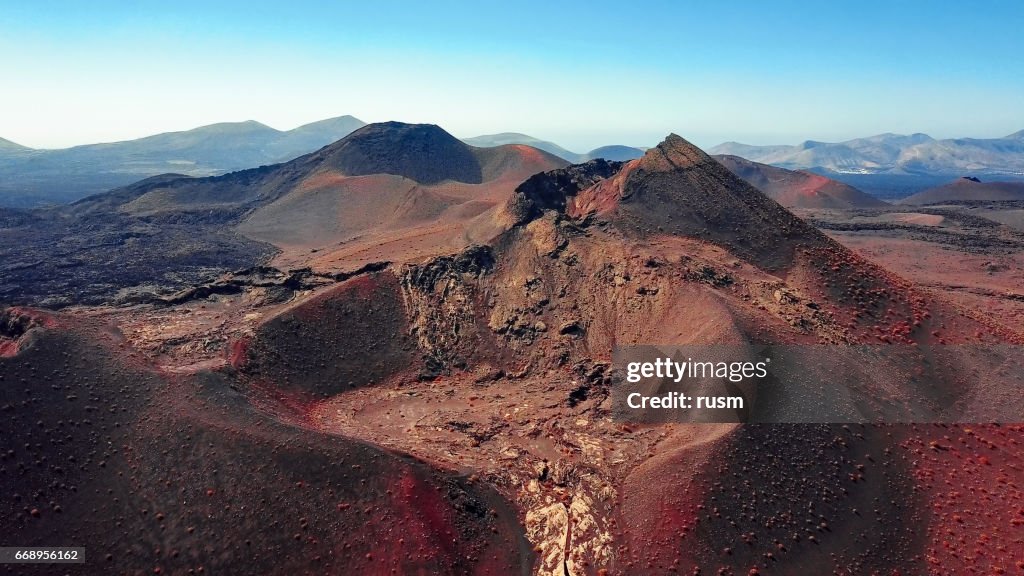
xmin=0 ymin=339 xmax=19 ymax=357
xmin=376 ymin=472 xmax=530 ymax=575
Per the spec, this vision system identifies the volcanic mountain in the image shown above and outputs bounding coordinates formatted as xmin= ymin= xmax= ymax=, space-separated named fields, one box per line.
xmin=508 ymin=134 xmax=840 ymax=270
xmin=312 ymin=121 xmax=487 ymax=184
xmin=899 ymin=175 xmax=1024 ymax=205
xmin=235 ymin=122 xmax=569 ymax=267
xmin=714 ymin=154 xmax=888 ymax=208
xmin=4 ymin=131 xmax=1023 ymax=575
xmin=584 ymin=145 xmax=646 ymax=162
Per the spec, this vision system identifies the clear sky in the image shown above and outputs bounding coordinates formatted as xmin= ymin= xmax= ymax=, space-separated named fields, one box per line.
xmin=3 ymin=0 xmax=1023 ymax=151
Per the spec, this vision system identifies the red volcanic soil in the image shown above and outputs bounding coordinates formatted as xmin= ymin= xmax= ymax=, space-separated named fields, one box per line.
xmin=900 ymin=424 xmax=1024 ymax=574
xmin=623 ymin=423 xmax=1024 ymax=574
xmin=823 ymin=233 xmax=1024 ymax=336
xmin=715 ymin=154 xmax=888 ymax=209
xmin=623 ymin=424 xmax=923 ymax=574
xmin=901 ymin=176 xmax=1024 ymax=205
xmin=0 ymin=318 xmax=532 ymax=575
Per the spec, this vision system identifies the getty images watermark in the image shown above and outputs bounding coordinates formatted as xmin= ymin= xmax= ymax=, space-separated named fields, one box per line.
xmin=624 ymin=357 xmax=768 ymax=410
xmin=612 ymin=344 xmax=1024 ymax=424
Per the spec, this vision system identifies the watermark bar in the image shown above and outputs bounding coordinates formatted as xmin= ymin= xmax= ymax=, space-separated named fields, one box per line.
xmin=612 ymin=344 xmax=1024 ymax=423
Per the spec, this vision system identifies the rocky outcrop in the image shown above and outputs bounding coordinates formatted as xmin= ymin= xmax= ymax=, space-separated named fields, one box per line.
xmin=400 ymin=245 xmax=497 ymax=379
xmin=504 ymin=159 xmax=624 ymax=225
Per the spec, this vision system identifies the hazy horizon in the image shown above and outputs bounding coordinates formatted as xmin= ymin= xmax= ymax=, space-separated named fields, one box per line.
xmin=3 ymin=114 xmax=1024 ymax=155
xmin=3 ymin=0 xmax=1023 ymax=150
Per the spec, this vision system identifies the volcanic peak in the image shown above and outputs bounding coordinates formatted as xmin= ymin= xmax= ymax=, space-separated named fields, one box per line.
xmin=310 ymin=121 xmax=484 ymax=185
xmin=637 ymin=133 xmax=716 ymax=172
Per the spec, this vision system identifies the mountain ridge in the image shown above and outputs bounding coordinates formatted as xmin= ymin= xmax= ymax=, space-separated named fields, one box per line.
xmin=463 ymin=132 xmax=645 ymax=163
xmin=709 ymin=131 xmax=1024 ymax=175
xmin=2 ymin=116 xmax=365 ymax=152
xmin=0 ymin=115 xmax=367 ymax=207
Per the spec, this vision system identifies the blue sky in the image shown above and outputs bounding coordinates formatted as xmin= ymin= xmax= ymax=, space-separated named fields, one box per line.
xmin=2 ymin=0 xmax=1023 ymax=150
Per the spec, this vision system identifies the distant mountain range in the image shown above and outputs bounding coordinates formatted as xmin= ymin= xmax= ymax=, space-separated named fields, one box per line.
xmin=6 ymin=120 xmax=1023 ymax=208
xmin=0 ymin=116 xmax=368 ymax=206
xmin=0 ymin=121 xmax=645 ymax=208
xmin=461 ymin=133 xmax=646 ymax=163
xmin=709 ymin=131 xmax=1024 ymax=176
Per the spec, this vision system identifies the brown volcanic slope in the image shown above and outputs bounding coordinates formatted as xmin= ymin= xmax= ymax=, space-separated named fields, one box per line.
xmin=900 ymin=176 xmax=1024 ymax=205
xmin=715 ymin=153 xmax=888 ymax=209
xmin=73 ymin=122 xmax=565 ymax=221
xmin=239 ymin=142 xmax=565 ymax=269
xmin=5 ymin=134 xmax=1024 ymax=575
